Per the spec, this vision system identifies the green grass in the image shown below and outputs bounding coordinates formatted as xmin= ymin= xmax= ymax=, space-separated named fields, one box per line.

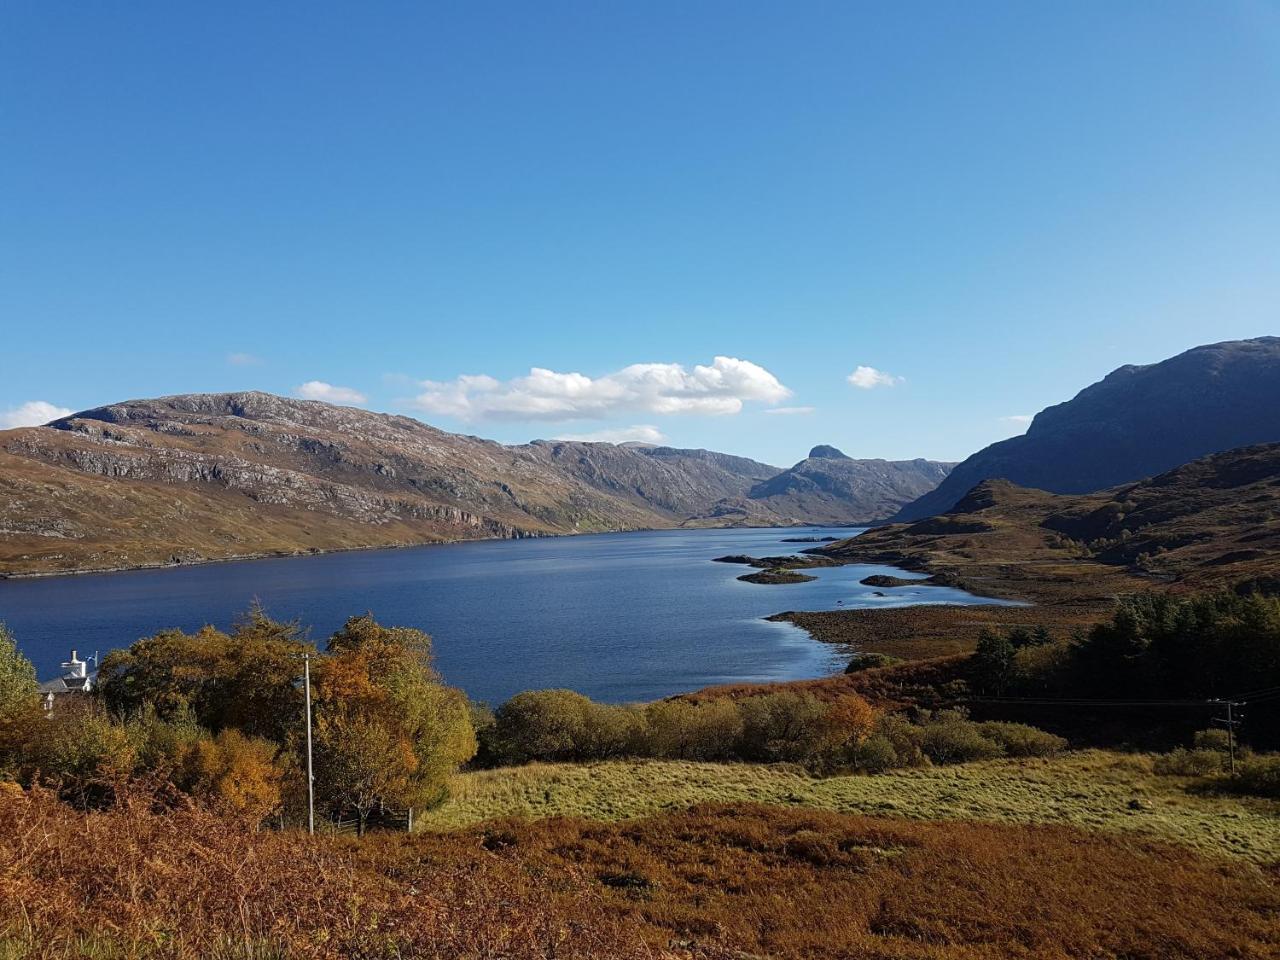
xmin=422 ymin=750 xmax=1280 ymax=865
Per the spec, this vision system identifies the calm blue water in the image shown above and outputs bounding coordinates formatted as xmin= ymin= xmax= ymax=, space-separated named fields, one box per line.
xmin=0 ymin=527 xmax=1001 ymax=704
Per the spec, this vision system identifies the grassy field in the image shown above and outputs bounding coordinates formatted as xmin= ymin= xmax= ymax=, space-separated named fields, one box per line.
xmin=423 ymin=750 xmax=1280 ymax=866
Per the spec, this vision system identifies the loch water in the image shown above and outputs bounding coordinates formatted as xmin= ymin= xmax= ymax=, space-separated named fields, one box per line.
xmin=0 ymin=527 xmax=1003 ymax=704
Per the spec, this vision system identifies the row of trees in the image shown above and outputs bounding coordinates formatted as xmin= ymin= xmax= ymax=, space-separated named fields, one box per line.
xmin=476 ymin=687 xmax=1064 ymax=772
xmin=970 ymin=591 xmax=1280 ymax=746
xmin=0 ymin=604 xmax=1074 ymax=828
xmin=0 ymin=609 xmax=476 ymax=831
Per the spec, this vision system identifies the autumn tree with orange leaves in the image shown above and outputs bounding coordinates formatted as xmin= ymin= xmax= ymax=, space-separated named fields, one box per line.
xmin=311 ymin=615 xmax=475 ymax=832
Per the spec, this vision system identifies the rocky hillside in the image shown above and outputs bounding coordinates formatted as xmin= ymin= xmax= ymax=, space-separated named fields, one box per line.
xmin=0 ymin=392 xmax=950 ymax=575
xmin=748 ymin=445 xmax=954 ymax=525
xmin=895 ymin=337 xmax=1280 ymax=521
xmin=823 ymin=442 xmax=1280 ymax=602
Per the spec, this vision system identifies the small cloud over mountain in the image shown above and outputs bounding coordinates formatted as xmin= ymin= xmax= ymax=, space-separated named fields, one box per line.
xmin=411 ymin=356 xmax=791 ymax=422
xmin=227 ymin=352 xmax=263 ymax=366
xmin=847 ymin=366 xmax=903 ymax=389
xmin=296 ymin=381 xmax=368 ymax=405
xmin=0 ymin=400 xmax=73 ymax=429
xmin=553 ymin=425 xmax=668 ymax=444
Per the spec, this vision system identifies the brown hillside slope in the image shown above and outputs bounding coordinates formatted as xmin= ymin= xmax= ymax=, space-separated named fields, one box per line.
xmin=767 ymin=444 xmax=1280 ymax=661
xmin=0 ymin=392 xmax=952 ymax=576
xmin=3 ymin=787 xmax=1276 ymax=960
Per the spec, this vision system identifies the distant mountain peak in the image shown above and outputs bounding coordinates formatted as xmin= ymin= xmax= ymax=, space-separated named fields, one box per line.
xmin=808 ymin=445 xmax=850 ymax=460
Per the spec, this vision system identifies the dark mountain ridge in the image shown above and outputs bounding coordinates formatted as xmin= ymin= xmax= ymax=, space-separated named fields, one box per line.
xmin=895 ymin=336 xmax=1280 ymax=521
xmin=749 ymin=452 xmax=955 ymax=526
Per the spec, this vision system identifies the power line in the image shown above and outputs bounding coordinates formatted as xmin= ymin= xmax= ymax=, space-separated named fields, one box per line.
xmin=963 ymin=696 xmax=1221 ymax=707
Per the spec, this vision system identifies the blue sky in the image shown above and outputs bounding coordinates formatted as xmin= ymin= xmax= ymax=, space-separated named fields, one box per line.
xmin=3 ymin=2 xmax=1277 ymax=466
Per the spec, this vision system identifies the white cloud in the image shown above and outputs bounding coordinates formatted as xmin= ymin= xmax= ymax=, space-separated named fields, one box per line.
xmin=227 ymin=352 xmax=263 ymax=366
xmin=411 ymin=356 xmax=791 ymax=422
xmin=999 ymin=414 xmax=1034 ymax=435
xmin=295 ymin=381 xmax=368 ymax=405
xmin=847 ymin=365 xmax=903 ymax=390
xmin=0 ymin=400 xmax=73 ymax=429
xmin=553 ymin=424 xmax=668 ymax=444
xmin=763 ymin=406 xmax=815 ymax=416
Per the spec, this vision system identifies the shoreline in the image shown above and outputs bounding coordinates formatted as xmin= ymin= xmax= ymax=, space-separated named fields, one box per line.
xmin=0 ymin=521 xmax=869 ymax=582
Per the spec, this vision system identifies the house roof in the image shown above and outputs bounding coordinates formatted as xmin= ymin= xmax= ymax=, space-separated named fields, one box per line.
xmin=37 ymin=673 xmax=95 ymax=694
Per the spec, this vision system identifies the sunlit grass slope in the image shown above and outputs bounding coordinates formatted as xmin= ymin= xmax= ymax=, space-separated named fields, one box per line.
xmin=423 ymin=750 xmax=1280 ymax=865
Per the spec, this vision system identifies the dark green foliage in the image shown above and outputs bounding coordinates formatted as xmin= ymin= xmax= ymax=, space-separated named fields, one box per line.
xmin=972 ymin=628 xmax=1018 ymax=695
xmin=1072 ymin=592 xmax=1280 ymax=700
xmin=1231 ymin=756 xmax=1280 ymax=797
xmin=974 ymin=721 xmax=1067 ymax=757
xmin=1063 ymin=591 xmax=1280 ymax=745
xmin=917 ymin=710 xmax=1005 ymax=764
xmin=844 ymin=652 xmax=904 ymax=673
xmin=737 ymin=691 xmax=831 ymax=764
xmin=1153 ymin=748 xmax=1226 ymax=777
xmin=98 ymin=605 xmax=311 ymax=742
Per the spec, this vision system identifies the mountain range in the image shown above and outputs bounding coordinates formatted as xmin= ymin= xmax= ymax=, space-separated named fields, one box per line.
xmin=894 ymin=337 xmax=1280 ymax=521
xmin=825 ymin=441 xmax=1280 ymax=602
xmin=0 ymin=392 xmax=951 ymax=576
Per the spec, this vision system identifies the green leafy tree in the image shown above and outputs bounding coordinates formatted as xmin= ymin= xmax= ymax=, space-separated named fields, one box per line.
xmin=491 ymin=689 xmax=593 ymax=763
xmin=737 ymin=691 xmax=830 ymax=763
xmin=973 ymin=628 xmax=1018 ymax=695
xmin=17 ymin=698 xmax=136 ymax=807
xmin=644 ymin=698 xmax=743 ymax=761
xmin=98 ymin=605 xmax=310 ymax=742
xmin=0 ymin=623 xmax=36 ymax=713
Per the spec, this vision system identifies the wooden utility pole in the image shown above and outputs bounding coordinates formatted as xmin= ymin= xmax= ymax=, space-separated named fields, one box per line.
xmin=304 ymin=653 xmax=315 ymax=834
xmin=294 ymin=652 xmax=316 ymax=834
xmin=1211 ymin=699 xmax=1242 ymax=776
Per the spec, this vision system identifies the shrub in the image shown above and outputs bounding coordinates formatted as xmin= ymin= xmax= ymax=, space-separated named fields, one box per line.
xmin=844 ymin=653 xmax=902 ymax=673
xmin=0 ymin=623 xmax=37 ymax=715
xmin=1154 ymin=748 xmax=1226 ymax=777
xmin=1192 ymin=728 xmax=1231 ymax=753
xmin=1231 ymin=755 xmax=1280 ymax=797
xmin=976 ymin=721 xmax=1067 ymax=758
xmin=125 ymin=703 xmax=204 ymax=772
xmin=850 ymin=734 xmax=898 ymax=773
xmin=737 ymin=691 xmax=830 ymax=764
xmin=810 ymin=695 xmax=879 ymax=773
xmin=917 ymin=711 xmax=1003 ymax=765
xmin=492 ymin=689 xmax=593 ymax=763
xmin=644 ymin=698 xmax=742 ymax=761
xmin=180 ymin=728 xmax=283 ymax=823
xmin=580 ymin=702 xmax=648 ymax=759
xmin=18 ymin=698 xmax=136 ymax=806
xmin=874 ymin=713 xmax=926 ymax=768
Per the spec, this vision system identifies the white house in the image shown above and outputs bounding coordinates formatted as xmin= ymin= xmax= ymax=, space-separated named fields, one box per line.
xmin=38 ymin=650 xmax=97 ymax=712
